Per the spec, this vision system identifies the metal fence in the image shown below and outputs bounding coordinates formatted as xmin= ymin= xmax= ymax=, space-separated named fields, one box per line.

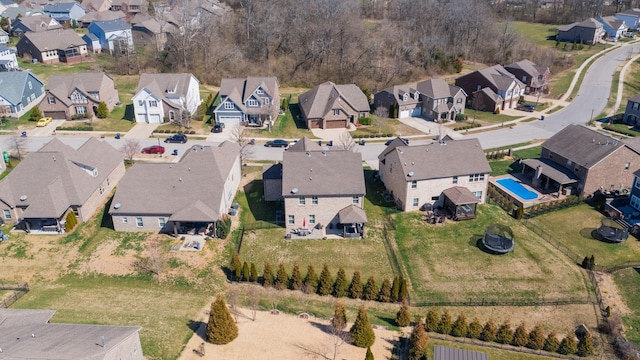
xmin=412 ymin=295 xmax=595 ymax=308
xmin=523 ymin=220 xmax=583 ymax=264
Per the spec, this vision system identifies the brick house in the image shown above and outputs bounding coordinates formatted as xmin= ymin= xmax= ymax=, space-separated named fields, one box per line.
xmin=454 ymin=64 xmax=525 ymax=112
xmin=504 ymin=59 xmax=550 ymax=95
xmin=298 ymin=81 xmax=370 ymax=129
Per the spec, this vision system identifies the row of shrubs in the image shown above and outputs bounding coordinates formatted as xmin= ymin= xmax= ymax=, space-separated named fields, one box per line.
xmin=353 ymin=133 xmax=393 ymax=139
xmin=152 ymin=129 xmax=197 ymax=134
xmin=454 ymin=122 xmax=482 ymax=131
xmin=56 ymin=125 xmax=93 ymax=131
xmin=230 ymin=253 xmax=409 ymax=303
xmin=603 ymin=124 xmax=638 ymax=137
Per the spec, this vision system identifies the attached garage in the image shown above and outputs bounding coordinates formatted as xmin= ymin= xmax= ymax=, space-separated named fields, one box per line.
xmin=399 ymin=109 xmax=410 ymax=118
xmin=307 ymin=119 xmax=321 ymax=129
xmin=411 ymin=107 xmax=421 ymax=117
xmin=44 ymin=111 xmax=67 ymax=120
xmin=325 ymin=120 xmax=346 ymax=129
xmin=219 ymin=116 xmax=241 ymax=126
xmin=149 ymin=114 xmax=162 ymax=123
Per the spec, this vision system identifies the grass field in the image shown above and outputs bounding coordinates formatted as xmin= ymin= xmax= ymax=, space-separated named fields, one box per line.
xmin=509 ymin=21 xmax=560 ymax=47
xmin=393 ymin=205 xmax=587 ymax=301
xmin=527 ymin=203 xmax=640 ymax=266
xmin=612 ymin=267 xmax=640 ymax=344
xmin=489 ymin=146 xmax=542 ymax=176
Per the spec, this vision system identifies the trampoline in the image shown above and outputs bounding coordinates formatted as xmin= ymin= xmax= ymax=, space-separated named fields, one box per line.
xmin=482 ymin=224 xmax=515 ymax=254
xmin=596 ymin=219 xmax=628 ymax=243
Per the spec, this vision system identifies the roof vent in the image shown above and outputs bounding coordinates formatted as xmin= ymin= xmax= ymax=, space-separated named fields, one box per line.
xmin=179 ymin=177 xmax=182 ymax=182
xmin=113 ymin=203 xmax=121 ymax=209
xmin=291 ymin=188 xmax=298 ymax=194
xmin=408 ymin=171 xmax=414 ymax=177
xmin=19 ymin=195 xmax=27 ymax=201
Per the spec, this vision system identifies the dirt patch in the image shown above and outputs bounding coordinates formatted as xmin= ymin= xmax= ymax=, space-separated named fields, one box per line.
xmin=82 ymin=239 xmax=136 ymax=275
xmin=593 ymin=271 xmax=631 ymax=317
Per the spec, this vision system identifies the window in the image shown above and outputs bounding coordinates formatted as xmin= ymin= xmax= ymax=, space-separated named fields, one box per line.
xmin=468 ymin=173 xmax=485 ymax=182
xmin=263 ymin=98 xmax=270 ymax=105
xmin=333 ymin=109 xmax=340 ymax=115
xmin=76 ymin=106 xmax=87 ymax=114
xmin=411 ymin=180 xmax=417 ymax=189
xmin=138 ymin=100 xmax=144 ymax=106
xmin=122 ymin=217 xmax=128 ymax=224
xmin=312 ymin=196 xmax=318 ymax=205
xmin=636 ymin=177 xmax=640 ymax=189
xmin=522 ymin=76 xmax=527 ymax=82
xmin=247 ymin=99 xmax=258 ymax=107
xmin=224 ymin=102 xmax=234 ymax=109
xmin=625 ymin=162 xmax=631 ymax=171
xmin=169 ymin=111 xmax=175 ymax=121
xmin=28 ymin=81 xmax=32 ymax=90
xmin=149 ymin=100 xmax=158 ymax=107
xmin=30 ymin=93 xmax=35 ymax=101
xmin=453 ymin=176 xmax=458 ymax=184
xmin=158 ymin=217 xmax=166 ymax=228
xmin=48 ymin=97 xmax=56 ymax=104
xmin=566 ymin=160 xmax=572 ymax=168
xmin=456 ymin=98 xmax=462 ymax=104
xmin=634 ymin=102 xmax=640 ymax=110
xmin=136 ymin=217 xmax=143 ymax=227
xmin=288 ymin=215 xmax=294 ymax=225
xmin=352 ymin=196 xmax=359 ymax=204
xmin=99 ymin=184 xmax=104 ymax=194
xmin=431 ymin=196 xmax=440 ymax=201
xmin=299 ymin=196 xmax=306 ymax=205
xmin=473 ymin=191 xmax=482 ymax=199
xmin=412 ymin=198 xmax=419 ymax=207
xmin=256 ymin=88 xmax=264 ymax=94
xmin=631 ymin=195 xmax=640 ymax=210
xmin=3 ymin=210 xmax=10 ymax=219
xmin=309 ymin=215 xmax=315 ymax=224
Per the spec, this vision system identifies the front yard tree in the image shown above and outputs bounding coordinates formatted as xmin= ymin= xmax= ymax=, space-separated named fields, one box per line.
xmin=424 ymin=308 xmax=439 ymax=332
xmin=362 ymin=276 xmax=378 ymax=301
xmin=468 ymin=317 xmax=483 ymax=339
xmin=303 ymin=264 xmax=318 ymax=294
xmin=242 ymin=261 xmax=250 ymax=282
xmin=274 ymin=263 xmax=289 ymax=290
xmin=438 ymin=309 xmax=453 ymax=335
xmin=395 ymin=301 xmax=411 ymax=327
xmin=451 ymin=312 xmax=468 ymax=338
xmin=577 ymin=331 xmax=595 ymax=356
xmin=262 ymin=261 xmax=274 ymax=287
xmin=96 ymin=101 xmax=109 ymax=118
xmin=558 ymin=333 xmax=577 ymax=355
xmin=527 ymin=324 xmax=545 ymax=350
xmin=29 ymin=105 xmax=42 ymax=122
xmin=378 ymin=277 xmax=392 ymax=302
xmin=289 ymin=262 xmax=303 ymax=290
xmin=480 ymin=319 xmax=498 ymax=342
xmin=120 ymin=139 xmax=141 ymax=162
xmin=496 ymin=319 xmax=513 ymax=344
xmin=408 ymin=318 xmax=429 ymax=360
xmin=349 ymin=305 xmax=375 ymax=348
xmin=333 ymin=267 xmax=348 ymax=297
xmin=332 ymin=301 xmax=348 ymax=331
xmin=390 ymin=276 xmax=400 ymax=302
xmin=317 ymin=264 xmax=333 ymax=296
xmin=544 ymin=331 xmax=560 ymax=352
xmin=513 ymin=322 xmax=528 ymax=347
xmin=249 ymin=262 xmax=258 ymax=282
xmin=349 ymin=270 xmax=364 ymax=299
xmin=206 ymin=296 xmax=238 ymax=345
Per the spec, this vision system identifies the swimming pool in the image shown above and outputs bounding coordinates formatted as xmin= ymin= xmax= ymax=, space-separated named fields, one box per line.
xmin=496 ymin=178 xmax=538 ymax=201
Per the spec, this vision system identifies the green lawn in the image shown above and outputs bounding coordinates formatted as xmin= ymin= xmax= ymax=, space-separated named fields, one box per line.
xmin=509 ymin=21 xmax=560 ymax=47
xmin=489 ymin=146 xmax=542 ymax=176
xmin=612 ymin=267 xmax=640 ymax=345
xmin=393 ymin=205 xmax=587 ymax=301
xmin=246 ymin=96 xmax=313 ymax=139
xmin=527 ymin=204 xmax=640 ymax=266
xmin=465 ymin=109 xmax=519 ymax=125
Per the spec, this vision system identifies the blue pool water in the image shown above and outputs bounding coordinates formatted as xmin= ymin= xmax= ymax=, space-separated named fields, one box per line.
xmin=496 ymin=178 xmax=538 ymax=201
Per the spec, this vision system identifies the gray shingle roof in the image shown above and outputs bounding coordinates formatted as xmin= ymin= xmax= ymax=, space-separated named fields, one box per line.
xmin=476 ymin=64 xmax=525 ymax=92
xmin=47 ymin=72 xmax=112 ymax=107
xmin=521 ymin=158 xmax=580 ymax=184
xmin=416 ymin=78 xmax=464 ymax=99
xmin=337 ymin=204 xmax=367 ymax=223
xmin=80 ymin=9 xmax=125 ymax=23
xmin=217 ymin=76 xmax=279 ymax=113
xmin=287 ymin=136 xmax=322 ymax=152
xmin=443 ymin=186 xmax=481 ymax=205
xmin=110 ymin=142 xmax=240 ymax=221
xmin=90 ymin=18 xmax=130 ymax=32
xmin=20 ymin=29 xmax=85 ymax=51
xmin=298 ymin=81 xmax=369 ymax=120
xmin=44 ymin=1 xmax=82 ymax=13
xmin=0 ymin=71 xmax=43 ymax=105
xmin=135 ymin=73 xmax=198 ymax=109
xmin=558 ymin=17 xmax=603 ymax=31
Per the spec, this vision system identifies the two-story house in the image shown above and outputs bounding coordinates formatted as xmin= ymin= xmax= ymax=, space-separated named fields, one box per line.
xmin=0 ymin=44 xmax=18 ymax=71
xmin=109 ymin=0 xmax=143 ymax=18
xmin=616 ymin=8 xmax=640 ymax=31
xmin=0 ymin=71 xmax=45 ymax=117
xmin=39 ymin=72 xmax=119 ymax=120
xmin=624 ymin=94 xmax=640 ymax=125
xmin=556 ymin=18 xmax=605 ymax=45
xmin=132 ymin=72 xmax=201 ymax=124
xmin=378 ymin=138 xmax=491 ymax=216
xmin=131 ymin=14 xmax=178 ymax=52
xmin=298 ymin=81 xmax=370 ymax=129
xmin=11 ymin=14 xmax=62 ymax=37
xmin=455 ymin=64 xmax=525 ymax=112
xmin=43 ymin=2 xmax=86 ymax=23
xmin=214 ymin=76 xmax=280 ymax=127
xmin=597 ymin=15 xmax=628 ymax=39
xmin=16 ymin=29 xmax=88 ymax=64
xmin=0 ymin=29 xmax=9 ymax=44
xmin=88 ymin=18 xmax=133 ymax=55
xmin=504 ymin=59 xmax=550 ymax=95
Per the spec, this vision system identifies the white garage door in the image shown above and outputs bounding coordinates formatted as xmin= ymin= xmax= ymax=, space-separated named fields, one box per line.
xmin=150 ymin=114 xmax=161 ymax=123
xmin=219 ymin=116 xmax=241 ymax=126
xmin=399 ymin=110 xmax=410 ymax=118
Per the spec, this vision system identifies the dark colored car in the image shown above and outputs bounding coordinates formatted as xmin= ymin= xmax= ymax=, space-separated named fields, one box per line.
xmin=517 ymin=104 xmax=536 ymax=112
xmin=211 ymin=123 xmax=224 ymax=133
xmin=265 ymin=139 xmax=289 ymax=148
xmin=141 ymin=145 xmax=165 ymax=154
xmin=385 ymin=138 xmax=409 ymax=146
xmin=164 ymin=134 xmax=188 ymax=143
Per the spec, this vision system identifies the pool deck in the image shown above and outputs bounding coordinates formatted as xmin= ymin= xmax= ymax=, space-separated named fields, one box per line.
xmin=490 ymin=174 xmax=572 ymax=208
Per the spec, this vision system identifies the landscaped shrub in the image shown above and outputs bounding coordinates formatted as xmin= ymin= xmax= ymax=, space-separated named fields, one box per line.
xmin=249 ymin=263 xmax=258 ymax=282
xmin=317 ymin=264 xmax=333 ymax=296
xmin=454 ymin=122 xmax=482 ymax=131
xmin=494 ymin=107 xmax=501 ymax=114
xmin=512 ymin=322 xmax=528 ymax=347
xmin=408 ymin=318 xmax=429 ymax=360
xmin=455 ymin=113 xmax=467 ymax=122
xmin=216 ymin=216 xmax=231 ymax=239
xmin=96 ymin=101 xmax=108 ymax=118
xmin=399 ymin=278 xmax=408 ymax=302
xmin=303 ymin=264 xmax=318 ymax=294
xmin=543 ymin=331 xmax=560 ymax=352
xmin=274 ymin=263 xmax=289 ymax=290
xmin=378 ymin=277 xmax=392 ymax=302
xmin=480 ymin=319 xmax=498 ymax=342
xmin=438 ymin=309 xmax=453 ymax=335
xmin=333 ymin=267 xmax=348 ymax=297
xmin=242 ymin=261 xmax=250 ymax=282
xmin=206 ymin=296 xmax=238 ymax=344
xmin=29 ymin=106 xmax=42 ymax=121
xmin=65 ymin=211 xmax=78 ymax=232
xmin=262 ymin=261 xmax=274 ymax=287
xmin=577 ymin=332 xmax=595 ymax=356
xmin=424 ymin=308 xmax=439 ymax=332
xmin=468 ymin=318 xmax=483 ymax=339
xmin=359 ymin=117 xmax=372 ymax=125
xmin=527 ymin=325 xmax=545 ymax=350
xmin=289 ymin=262 xmax=303 ymax=290
xmin=395 ymin=301 xmax=411 ymax=327
xmin=557 ymin=333 xmax=577 ymax=355
xmin=391 ymin=277 xmax=400 ymax=302
xmin=365 ymin=347 xmax=374 ymax=360
xmin=362 ymin=276 xmax=378 ymax=300
xmin=451 ymin=313 xmax=468 ymax=337
xmin=350 ymin=306 xmax=375 ymax=348
xmin=58 ymin=125 xmax=93 ymax=131
xmin=496 ymin=319 xmax=513 ymax=344
xmin=349 ymin=270 xmax=364 ymax=299
xmin=332 ymin=301 xmax=347 ymax=331
xmin=604 ymin=124 xmax=637 ymax=137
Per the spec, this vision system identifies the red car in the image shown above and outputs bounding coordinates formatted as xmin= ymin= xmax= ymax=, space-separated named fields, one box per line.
xmin=141 ymin=145 xmax=165 ymax=154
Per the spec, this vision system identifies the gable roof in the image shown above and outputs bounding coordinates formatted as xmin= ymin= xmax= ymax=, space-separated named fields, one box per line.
xmin=0 ymin=71 xmax=43 ymax=105
xmin=599 ymin=15 xmax=626 ymax=30
xmin=443 ymin=186 xmax=481 ymax=205
xmin=379 ymin=138 xmax=491 ymax=181
xmin=282 ymin=146 xmax=365 ymax=197
xmin=287 ymin=136 xmax=323 ymax=152
xmin=416 ymin=78 xmax=465 ymax=99
xmin=80 ymin=9 xmax=125 ymax=23
xmin=558 ymin=17 xmax=603 ymax=31
xmin=47 ymin=72 xmax=113 ymax=106
xmin=110 ymin=142 xmax=240 ymax=221
xmin=217 ymin=76 xmax=279 ymax=110
xmin=90 ymin=18 xmax=130 ymax=32
xmin=377 ymin=82 xmax=420 ymax=105
xmin=504 ymin=59 xmax=548 ymax=77
xmin=298 ymin=81 xmax=369 ymax=119
xmin=2 ymin=7 xmax=44 ymax=19
xmin=134 ymin=72 xmax=198 ymax=109
xmin=0 ymin=138 xmax=122 ymax=218
xmin=43 ymin=1 xmax=82 ymax=13
xmin=337 ymin=204 xmax=367 ymax=223
xmin=542 ymin=124 xmax=636 ymax=169
xmin=19 ymin=28 xmax=85 ymax=50
xmin=475 ymin=64 xmax=525 ymax=92
xmin=629 ymin=93 xmax=640 ymax=103
xmin=12 ymin=14 xmax=61 ymax=31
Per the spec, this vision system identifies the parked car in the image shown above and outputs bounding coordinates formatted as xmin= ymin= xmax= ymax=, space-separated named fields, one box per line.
xmin=606 ymin=37 xmax=618 ymax=42
xmin=385 ymin=138 xmax=409 ymax=146
xmin=624 ymin=32 xmax=636 ymax=38
xmin=211 ymin=123 xmax=224 ymax=133
xmin=516 ymin=104 xmax=536 ymax=112
xmin=164 ymin=134 xmax=188 ymax=143
xmin=36 ymin=117 xmax=52 ymax=127
xmin=265 ymin=139 xmax=289 ymax=147
xmin=141 ymin=145 xmax=165 ymax=154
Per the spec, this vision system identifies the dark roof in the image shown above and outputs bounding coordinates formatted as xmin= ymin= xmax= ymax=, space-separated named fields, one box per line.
xmin=521 ymin=158 xmax=580 ymax=184
xmin=442 ymin=186 xmax=480 ymax=205
xmin=287 ymin=136 xmax=322 ymax=152
xmin=337 ymin=204 xmax=367 ymax=223
xmin=433 ymin=345 xmax=488 ymax=360
xmin=262 ymin=163 xmax=282 ymax=180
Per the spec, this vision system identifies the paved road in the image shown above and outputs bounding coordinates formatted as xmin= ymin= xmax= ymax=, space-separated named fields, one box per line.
xmin=466 ymin=43 xmax=640 ymax=149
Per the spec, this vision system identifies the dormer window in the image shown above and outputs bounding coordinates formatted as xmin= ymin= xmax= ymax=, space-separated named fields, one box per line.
xmin=402 ymin=93 xmax=408 ymax=101
xmin=256 ymin=88 xmax=264 ymax=95
xmin=414 ymin=91 xmax=420 ymax=98
xmin=224 ymin=102 xmax=234 ymax=110
xmin=247 ymin=99 xmax=258 ymax=107
xmin=166 ymin=88 xmax=176 ymax=94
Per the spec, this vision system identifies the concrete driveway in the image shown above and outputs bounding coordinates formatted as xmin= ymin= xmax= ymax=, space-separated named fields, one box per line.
xmin=124 ymin=122 xmax=158 ymax=139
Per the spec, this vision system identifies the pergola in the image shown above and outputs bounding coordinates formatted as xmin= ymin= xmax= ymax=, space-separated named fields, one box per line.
xmin=337 ymin=205 xmax=367 ymax=238
xmin=521 ymin=158 xmax=580 ymax=194
xmin=442 ymin=186 xmax=479 ymax=221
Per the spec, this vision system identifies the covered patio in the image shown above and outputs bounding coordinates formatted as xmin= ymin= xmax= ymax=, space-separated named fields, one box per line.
xmin=441 ymin=186 xmax=479 ymax=221
xmin=520 ymin=158 xmax=580 ymax=196
xmin=336 ymin=205 xmax=367 ymax=238
xmin=169 ymin=201 xmax=218 ymax=237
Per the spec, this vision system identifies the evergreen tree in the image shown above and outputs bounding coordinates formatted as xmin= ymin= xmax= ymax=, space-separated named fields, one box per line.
xmin=558 ymin=333 xmax=577 ymax=355
xmin=408 ymin=319 xmax=429 ymax=360
xmin=289 ymin=262 xmax=303 ymax=290
xmin=424 ymin=308 xmax=439 ymax=332
xmin=378 ymin=277 xmax=392 ymax=302
xmin=362 ymin=276 xmax=378 ymax=301
xmin=349 ymin=305 xmax=375 ymax=348
xmin=467 ymin=317 xmax=483 ymax=339
xmin=242 ymin=261 xmax=250 ymax=282
xmin=333 ymin=267 xmax=348 ymax=297
xmin=577 ymin=332 xmax=595 ymax=356
xmin=274 ymin=263 xmax=289 ymax=290
xmin=438 ymin=309 xmax=453 ymax=335
xmin=317 ymin=264 xmax=333 ymax=296
xmin=349 ymin=270 xmax=364 ymax=299
xmin=249 ymin=262 xmax=258 ymax=282
xmin=96 ymin=101 xmax=109 ymax=118
xmin=451 ymin=312 xmax=468 ymax=338
xmin=395 ymin=301 xmax=411 ymax=327
xmin=496 ymin=319 xmax=513 ymax=344
xmin=231 ymin=251 xmax=242 ymax=281
xmin=263 ymin=261 xmax=274 ymax=287
xmin=206 ymin=296 xmax=238 ymax=345
xmin=589 ymin=254 xmax=596 ymax=270
xmin=365 ymin=346 xmax=374 ymax=360
xmin=332 ymin=301 xmax=348 ymax=331
xmin=390 ymin=276 xmax=400 ymax=302
xmin=513 ymin=322 xmax=528 ymax=347
xmin=480 ymin=319 xmax=498 ymax=342
xmin=399 ymin=278 xmax=408 ymax=302
xmin=303 ymin=264 xmax=318 ymax=294
xmin=29 ymin=106 xmax=42 ymax=122
xmin=543 ymin=331 xmax=560 ymax=352
xmin=527 ymin=324 xmax=545 ymax=350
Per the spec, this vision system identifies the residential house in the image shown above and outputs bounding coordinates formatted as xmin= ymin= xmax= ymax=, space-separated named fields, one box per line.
xmin=2 ymin=6 xmax=42 ymax=21
xmin=298 ymin=81 xmax=369 ymax=129
xmin=597 ymin=15 xmax=628 ymax=38
xmin=504 ymin=59 xmax=550 ymax=95
xmin=131 ymin=14 xmax=178 ymax=52
xmin=110 ymin=142 xmax=241 ymax=235
xmin=0 ymin=309 xmax=143 ymax=360
xmin=39 ymin=72 xmax=119 ymax=120
xmin=616 ymin=8 xmax=640 ymax=31
xmin=434 ymin=345 xmax=487 ymax=360
xmin=16 ymin=28 xmax=88 ymax=64
xmin=0 ymin=70 xmax=45 ymax=117
xmin=0 ymin=138 xmax=125 ymax=232
xmin=82 ymin=32 xmax=101 ymax=52
xmin=11 ymin=14 xmax=62 ymax=37
xmin=82 ymin=0 xmax=112 ymax=12
xmin=88 ymin=18 xmax=133 ymax=55
xmin=43 ymin=1 xmax=86 ymax=23
xmin=110 ymin=0 xmax=143 ymax=18
xmin=378 ymin=138 xmax=491 ymax=215
xmin=0 ymin=29 xmax=9 ymax=44
xmin=373 ymin=78 xmax=466 ymax=121
xmin=556 ymin=18 xmax=605 ymax=45
xmin=520 ymin=124 xmax=640 ymax=197
xmin=0 ymin=0 xmax=17 ymax=14
xmin=263 ymin=136 xmax=367 ymax=238
xmin=79 ymin=9 xmax=125 ymax=28
xmin=625 ymin=94 xmax=640 ymax=125
xmin=454 ymin=64 xmax=525 ymax=112
xmin=132 ymin=72 xmax=201 ymax=124
xmin=624 ymin=169 xmax=640 ymax=219
xmin=0 ymin=44 xmax=18 ymax=71
xmin=214 ymin=76 xmax=280 ymax=127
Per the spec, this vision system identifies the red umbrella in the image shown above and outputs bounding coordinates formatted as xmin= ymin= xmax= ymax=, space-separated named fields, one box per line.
xmin=302 ymin=217 xmax=307 ymax=228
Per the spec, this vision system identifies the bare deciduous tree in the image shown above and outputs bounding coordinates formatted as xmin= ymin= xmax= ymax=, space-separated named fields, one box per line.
xmin=133 ymin=236 xmax=166 ymax=276
xmin=120 ymin=139 xmax=141 ymax=161
xmin=229 ymin=126 xmax=255 ymax=166
xmin=248 ymin=285 xmax=260 ymax=321
xmin=9 ymin=132 xmax=27 ymax=160
xmin=336 ymin=131 xmax=356 ymax=151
